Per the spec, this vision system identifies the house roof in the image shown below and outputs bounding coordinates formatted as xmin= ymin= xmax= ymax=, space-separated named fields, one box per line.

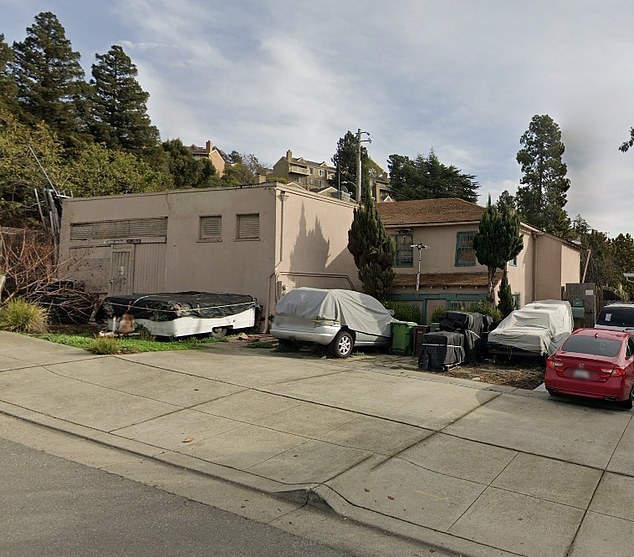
xmin=392 ymin=271 xmax=502 ymax=289
xmin=376 ymin=198 xmax=484 ymax=226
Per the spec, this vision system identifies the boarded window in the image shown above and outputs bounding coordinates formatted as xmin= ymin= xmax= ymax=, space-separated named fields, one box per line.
xmin=236 ymin=213 xmax=260 ymax=240
xmin=455 ymin=231 xmax=477 ymax=267
xmin=200 ymin=215 xmax=222 ymax=240
xmin=70 ymin=218 xmax=167 ymax=241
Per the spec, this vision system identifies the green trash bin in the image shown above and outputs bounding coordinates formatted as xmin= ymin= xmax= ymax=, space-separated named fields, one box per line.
xmin=391 ymin=321 xmax=417 ymax=355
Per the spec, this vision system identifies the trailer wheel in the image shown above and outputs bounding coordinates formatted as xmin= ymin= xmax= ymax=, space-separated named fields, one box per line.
xmin=211 ymin=326 xmax=228 ymax=338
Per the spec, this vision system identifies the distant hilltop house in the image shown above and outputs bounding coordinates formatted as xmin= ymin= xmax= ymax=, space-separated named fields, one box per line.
xmin=376 ymin=198 xmax=582 ymax=323
xmin=271 ymin=149 xmax=391 ymax=202
xmin=189 ymin=139 xmax=226 ymax=177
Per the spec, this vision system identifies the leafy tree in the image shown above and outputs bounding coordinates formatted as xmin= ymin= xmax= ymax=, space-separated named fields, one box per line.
xmin=387 ymin=150 xmax=478 ymax=202
xmin=8 ymin=11 xmax=89 ymax=148
xmin=473 ymin=196 xmax=523 ymax=301
xmin=516 ymin=114 xmax=571 ymax=237
xmin=496 ymin=190 xmax=516 ymax=212
xmin=67 ymin=142 xmax=172 ymax=196
xmin=221 ymin=151 xmax=265 ymax=185
xmin=330 ymin=131 xmax=373 ymax=200
xmin=161 ymin=139 xmax=219 ymax=188
xmin=347 ymin=195 xmax=395 ymax=300
xmin=0 ymin=104 xmax=66 ymax=226
xmin=90 ymin=45 xmax=159 ymax=153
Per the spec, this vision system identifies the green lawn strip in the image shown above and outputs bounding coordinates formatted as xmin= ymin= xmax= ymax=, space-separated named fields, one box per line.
xmin=33 ymin=333 xmax=225 ymax=353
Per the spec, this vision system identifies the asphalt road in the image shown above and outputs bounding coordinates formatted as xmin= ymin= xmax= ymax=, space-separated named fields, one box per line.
xmin=0 ymin=438 xmax=349 ymax=557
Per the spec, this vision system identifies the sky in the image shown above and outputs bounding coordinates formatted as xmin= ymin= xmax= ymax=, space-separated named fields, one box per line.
xmin=3 ymin=0 xmax=634 ymax=237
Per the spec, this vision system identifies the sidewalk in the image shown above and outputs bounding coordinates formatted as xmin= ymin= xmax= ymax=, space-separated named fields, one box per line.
xmin=1 ymin=331 xmax=633 ymax=557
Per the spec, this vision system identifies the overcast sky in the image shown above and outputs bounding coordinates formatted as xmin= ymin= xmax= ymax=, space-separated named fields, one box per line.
xmin=3 ymin=0 xmax=634 ymax=236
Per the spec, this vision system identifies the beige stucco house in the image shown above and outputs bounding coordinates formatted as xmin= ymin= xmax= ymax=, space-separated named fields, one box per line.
xmin=58 ymin=183 xmax=360 ymax=329
xmin=377 ymin=198 xmax=582 ymax=323
xmin=189 ymin=139 xmax=226 ymax=177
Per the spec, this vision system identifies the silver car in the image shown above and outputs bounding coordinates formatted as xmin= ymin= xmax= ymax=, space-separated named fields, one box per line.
xmin=270 ymin=287 xmax=395 ymax=358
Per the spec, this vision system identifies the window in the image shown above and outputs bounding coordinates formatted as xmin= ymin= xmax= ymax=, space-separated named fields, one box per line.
xmin=319 ymin=169 xmax=325 ymax=177
xmin=392 ymin=230 xmax=413 ymax=267
xmin=237 ymin=213 xmax=260 ymax=240
xmin=455 ymin=231 xmax=477 ymax=267
xmin=70 ymin=218 xmax=167 ymax=241
xmin=199 ymin=215 xmax=222 ymax=241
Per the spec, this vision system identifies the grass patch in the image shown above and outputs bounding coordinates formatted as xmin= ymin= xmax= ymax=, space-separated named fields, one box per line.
xmin=34 ymin=332 xmax=226 ymax=354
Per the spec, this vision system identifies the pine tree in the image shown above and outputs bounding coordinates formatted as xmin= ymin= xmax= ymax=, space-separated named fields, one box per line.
xmin=387 ymin=150 xmax=478 ymax=202
xmin=0 ymin=34 xmax=18 ymax=113
xmin=9 ymin=11 xmax=88 ymax=148
xmin=90 ymin=45 xmax=159 ymax=153
xmin=347 ymin=195 xmax=395 ymax=300
xmin=516 ymin=114 xmax=571 ymax=237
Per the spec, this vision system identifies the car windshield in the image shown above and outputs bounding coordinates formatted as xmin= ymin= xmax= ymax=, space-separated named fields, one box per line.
xmin=561 ymin=335 xmax=622 ymax=357
xmin=597 ymin=307 xmax=634 ymax=328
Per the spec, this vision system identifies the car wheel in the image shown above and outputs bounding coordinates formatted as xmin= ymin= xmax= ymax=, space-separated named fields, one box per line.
xmin=329 ymin=330 xmax=354 ymax=358
xmin=546 ymin=387 xmax=557 ymax=396
xmin=210 ymin=326 xmax=228 ymax=339
xmin=620 ymin=387 xmax=633 ymax=410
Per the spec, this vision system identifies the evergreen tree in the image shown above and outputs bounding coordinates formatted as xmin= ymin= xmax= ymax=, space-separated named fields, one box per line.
xmin=497 ymin=270 xmax=515 ymax=317
xmin=0 ymin=34 xmax=18 ymax=113
xmin=9 ymin=11 xmax=88 ymax=148
xmin=347 ymin=195 xmax=395 ymax=300
xmin=90 ymin=45 xmax=159 ymax=153
xmin=516 ymin=114 xmax=571 ymax=237
xmin=473 ymin=196 xmax=523 ymax=301
xmin=330 ymin=131 xmax=373 ymax=200
xmin=388 ymin=150 xmax=478 ymax=202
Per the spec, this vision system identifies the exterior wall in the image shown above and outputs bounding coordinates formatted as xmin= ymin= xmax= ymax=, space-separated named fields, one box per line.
xmin=269 ymin=187 xmax=360 ymax=322
xmin=534 ymin=234 xmax=564 ymax=300
xmin=560 ymin=242 xmax=582 ymax=287
xmin=59 ymin=184 xmax=359 ymax=330
xmin=506 ymin=230 xmax=534 ymax=306
xmin=392 ymin=223 xmax=488 ymax=275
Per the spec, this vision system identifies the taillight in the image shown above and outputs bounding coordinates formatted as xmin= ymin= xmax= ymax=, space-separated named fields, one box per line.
xmin=547 ymin=358 xmax=564 ymax=375
xmin=610 ymin=366 xmax=625 ymax=377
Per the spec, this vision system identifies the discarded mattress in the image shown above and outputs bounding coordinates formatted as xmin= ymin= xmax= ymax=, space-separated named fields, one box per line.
xmin=97 ymin=292 xmax=258 ymax=337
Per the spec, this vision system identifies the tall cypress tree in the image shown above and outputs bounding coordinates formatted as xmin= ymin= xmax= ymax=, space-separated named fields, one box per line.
xmin=473 ymin=196 xmax=523 ymax=301
xmin=9 ymin=11 xmax=88 ymax=148
xmin=347 ymin=195 xmax=395 ymax=301
xmin=90 ymin=45 xmax=159 ymax=153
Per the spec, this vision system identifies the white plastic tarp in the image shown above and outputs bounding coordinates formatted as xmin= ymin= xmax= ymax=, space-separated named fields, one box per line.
xmin=274 ymin=287 xmax=395 ymax=337
xmin=487 ymin=300 xmax=573 ymax=356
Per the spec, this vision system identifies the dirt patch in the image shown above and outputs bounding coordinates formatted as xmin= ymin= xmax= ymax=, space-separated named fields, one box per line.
xmin=438 ymin=360 xmax=545 ymax=390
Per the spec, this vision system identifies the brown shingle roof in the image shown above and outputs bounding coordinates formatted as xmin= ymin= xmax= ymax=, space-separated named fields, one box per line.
xmin=392 ymin=271 xmax=502 ymax=289
xmin=376 ymin=198 xmax=484 ymax=226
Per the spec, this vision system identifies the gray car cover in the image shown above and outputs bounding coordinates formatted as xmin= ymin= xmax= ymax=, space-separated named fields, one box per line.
xmin=274 ymin=288 xmax=395 ymax=337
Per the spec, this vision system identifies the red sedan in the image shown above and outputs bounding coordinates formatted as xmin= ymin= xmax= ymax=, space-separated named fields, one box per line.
xmin=545 ymin=328 xmax=634 ymax=409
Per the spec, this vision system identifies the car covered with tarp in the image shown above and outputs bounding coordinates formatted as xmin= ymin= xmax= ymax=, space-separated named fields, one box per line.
xmin=96 ymin=291 xmax=258 ymax=338
xmin=487 ymin=300 xmax=574 ymax=358
xmin=269 ymin=287 xmax=396 ymax=358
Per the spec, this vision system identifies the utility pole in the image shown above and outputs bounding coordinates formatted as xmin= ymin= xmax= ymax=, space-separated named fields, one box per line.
xmin=356 ymin=129 xmax=371 ymax=204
